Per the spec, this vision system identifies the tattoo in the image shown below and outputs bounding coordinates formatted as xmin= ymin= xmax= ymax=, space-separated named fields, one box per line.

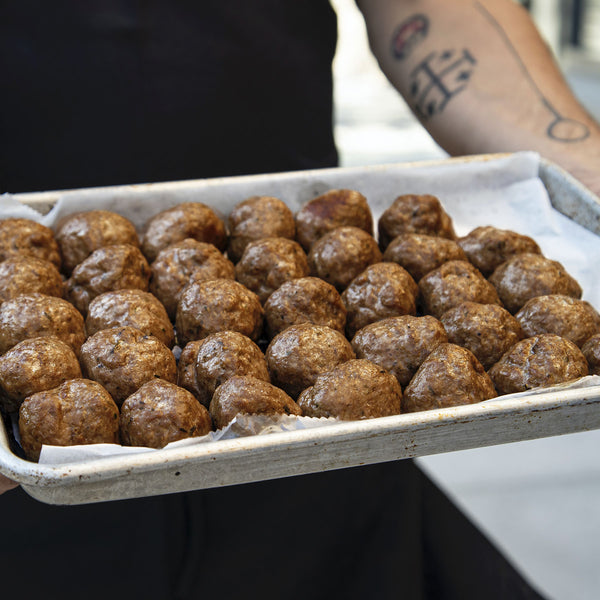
xmin=391 ymin=14 xmax=429 ymax=60
xmin=475 ymin=1 xmax=589 ymax=142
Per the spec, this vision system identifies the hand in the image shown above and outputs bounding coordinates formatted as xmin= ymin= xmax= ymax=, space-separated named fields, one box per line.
xmin=0 ymin=473 xmax=18 ymax=495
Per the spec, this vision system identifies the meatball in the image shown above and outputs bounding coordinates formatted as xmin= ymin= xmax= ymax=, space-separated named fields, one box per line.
xmin=141 ymin=202 xmax=227 ymax=263
xmin=515 ymin=295 xmax=600 ymax=348
xmin=175 ymin=279 xmax=263 ymax=346
xmin=235 ymin=237 xmax=309 ymax=304
xmin=18 ymin=379 xmax=119 ymax=462
xmin=0 ymin=256 xmax=64 ymax=303
xmin=403 ymin=343 xmax=497 ymax=413
xmin=582 ymin=334 xmax=600 ymax=375
xmin=0 ymin=337 xmax=82 ymax=413
xmin=351 ymin=315 xmax=448 ymax=387
xmin=263 ymin=276 xmax=347 ymax=339
xmin=149 ymin=239 xmax=235 ymax=320
xmin=297 ymin=359 xmax=402 ymax=420
xmin=265 ymin=324 xmax=356 ymax=399
xmin=227 ymin=195 xmax=296 ymax=263
xmin=488 ymin=334 xmax=589 ymax=395
xmin=308 ymin=226 xmax=382 ymax=291
xmin=55 ymin=210 xmax=139 ymax=274
xmin=209 ymin=375 xmax=301 ymax=430
xmin=295 ymin=188 xmax=373 ymax=252
xmin=178 ymin=331 xmax=270 ymax=408
xmin=342 ymin=262 xmax=418 ymax=339
xmin=0 ymin=293 xmax=86 ymax=356
xmin=418 ymin=260 xmax=502 ymax=319
xmin=440 ymin=302 xmax=524 ymax=370
xmin=382 ymin=233 xmax=467 ymax=282
xmin=65 ymin=244 xmax=151 ymax=316
xmin=488 ymin=253 xmax=582 ymax=314
xmin=377 ymin=194 xmax=456 ymax=251
xmin=80 ymin=326 xmax=177 ymax=405
xmin=86 ymin=289 xmax=175 ymax=349
xmin=120 ymin=379 xmax=212 ymax=448
xmin=0 ymin=218 xmax=61 ymax=268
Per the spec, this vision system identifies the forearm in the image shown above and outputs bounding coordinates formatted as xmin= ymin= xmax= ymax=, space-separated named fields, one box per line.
xmin=0 ymin=473 xmax=18 ymax=494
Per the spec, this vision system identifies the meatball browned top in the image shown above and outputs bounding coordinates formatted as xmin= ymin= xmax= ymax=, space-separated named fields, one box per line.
xmin=0 ymin=218 xmax=61 ymax=268
xmin=0 ymin=256 xmax=64 ymax=303
xmin=582 ymin=334 xmax=600 ymax=375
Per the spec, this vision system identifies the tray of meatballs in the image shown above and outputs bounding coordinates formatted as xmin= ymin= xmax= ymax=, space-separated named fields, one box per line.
xmin=1 ymin=151 xmax=600 ymax=505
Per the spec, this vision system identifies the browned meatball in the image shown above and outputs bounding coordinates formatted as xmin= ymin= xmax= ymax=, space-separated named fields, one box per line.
xmin=0 ymin=293 xmax=86 ymax=356
xmin=297 ymin=359 xmax=402 ymax=420
xmin=86 ymin=289 xmax=175 ymax=348
xmin=295 ymin=189 xmax=373 ymax=251
xmin=515 ymin=295 xmax=600 ymax=348
xmin=65 ymin=244 xmax=151 ymax=316
xmin=0 ymin=256 xmax=64 ymax=303
xmin=488 ymin=334 xmax=589 ymax=395
xmin=308 ymin=226 xmax=382 ymax=292
xmin=342 ymin=262 xmax=418 ymax=339
xmin=0 ymin=218 xmax=61 ymax=268
xmin=18 ymin=379 xmax=119 ymax=461
xmin=403 ymin=343 xmax=497 ymax=413
xmin=582 ymin=334 xmax=600 ymax=375
xmin=120 ymin=379 xmax=212 ymax=448
xmin=0 ymin=337 xmax=82 ymax=413
xmin=55 ymin=210 xmax=140 ymax=273
xmin=418 ymin=260 xmax=502 ymax=319
xmin=263 ymin=276 xmax=347 ymax=339
xmin=235 ymin=237 xmax=309 ymax=304
xmin=141 ymin=202 xmax=227 ymax=263
xmin=351 ymin=315 xmax=448 ymax=387
xmin=489 ymin=253 xmax=582 ymax=314
xmin=383 ymin=234 xmax=467 ymax=282
xmin=265 ymin=324 xmax=355 ymax=399
xmin=178 ymin=331 xmax=270 ymax=408
xmin=440 ymin=302 xmax=524 ymax=370
xmin=149 ymin=239 xmax=235 ymax=320
xmin=377 ymin=194 xmax=456 ymax=251
xmin=209 ymin=375 xmax=301 ymax=430
xmin=175 ymin=279 xmax=263 ymax=346
xmin=227 ymin=196 xmax=296 ymax=263
xmin=80 ymin=326 xmax=177 ymax=405
xmin=458 ymin=225 xmax=542 ymax=276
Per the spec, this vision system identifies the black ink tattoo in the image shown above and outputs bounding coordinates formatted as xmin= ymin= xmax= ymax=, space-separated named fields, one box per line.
xmin=391 ymin=14 xmax=429 ymax=60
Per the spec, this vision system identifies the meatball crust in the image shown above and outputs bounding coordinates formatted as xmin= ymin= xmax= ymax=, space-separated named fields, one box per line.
xmin=175 ymin=279 xmax=263 ymax=346
xmin=227 ymin=196 xmax=296 ymax=263
xmin=149 ymin=239 xmax=235 ymax=320
xmin=342 ymin=262 xmax=418 ymax=339
xmin=488 ymin=253 xmax=582 ymax=314
xmin=440 ymin=302 xmax=524 ymax=370
xmin=235 ymin=237 xmax=310 ymax=304
xmin=80 ymin=326 xmax=177 ymax=405
xmin=141 ymin=202 xmax=227 ymax=263
xmin=295 ymin=188 xmax=373 ymax=252
xmin=351 ymin=315 xmax=448 ymax=387
xmin=263 ymin=277 xmax=347 ymax=339
xmin=18 ymin=379 xmax=119 ymax=461
xmin=120 ymin=379 xmax=212 ymax=449
xmin=382 ymin=233 xmax=467 ymax=282
xmin=65 ymin=244 xmax=151 ymax=316
xmin=582 ymin=334 xmax=600 ymax=375
xmin=377 ymin=194 xmax=456 ymax=251
xmin=178 ymin=331 xmax=270 ymax=408
xmin=0 ymin=293 xmax=86 ymax=356
xmin=0 ymin=255 xmax=64 ymax=303
xmin=86 ymin=289 xmax=175 ymax=348
xmin=403 ymin=343 xmax=497 ymax=413
xmin=0 ymin=337 xmax=82 ymax=413
xmin=458 ymin=225 xmax=542 ymax=276
xmin=515 ymin=295 xmax=600 ymax=348
xmin=266 ymin=324 xmax=356 ymax=399
xmin=55 ymin=210 xmax=140 ymax=274
xmin=297 ymin=359 xmax=402 ymax=420
xmin=308 ymin=226 xmax=382 ymax=292
xmin=0 ymin=218 xmax=61 ymax=268
xmin=488 ymin=334 xmax=589 ymax=395
xmin=418 ymin=260 xmax=502 ymax=319
xmin=209 ymin=375 xmax=301 ymax=430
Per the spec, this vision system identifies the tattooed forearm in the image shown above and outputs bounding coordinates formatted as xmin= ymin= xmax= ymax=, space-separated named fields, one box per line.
xmin=390 ymin=14 xmax=429 ymax=60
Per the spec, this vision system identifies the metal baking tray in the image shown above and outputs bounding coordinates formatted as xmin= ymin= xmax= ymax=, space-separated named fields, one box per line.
xmin=2 ymin=152 xmax=600 ymax=505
